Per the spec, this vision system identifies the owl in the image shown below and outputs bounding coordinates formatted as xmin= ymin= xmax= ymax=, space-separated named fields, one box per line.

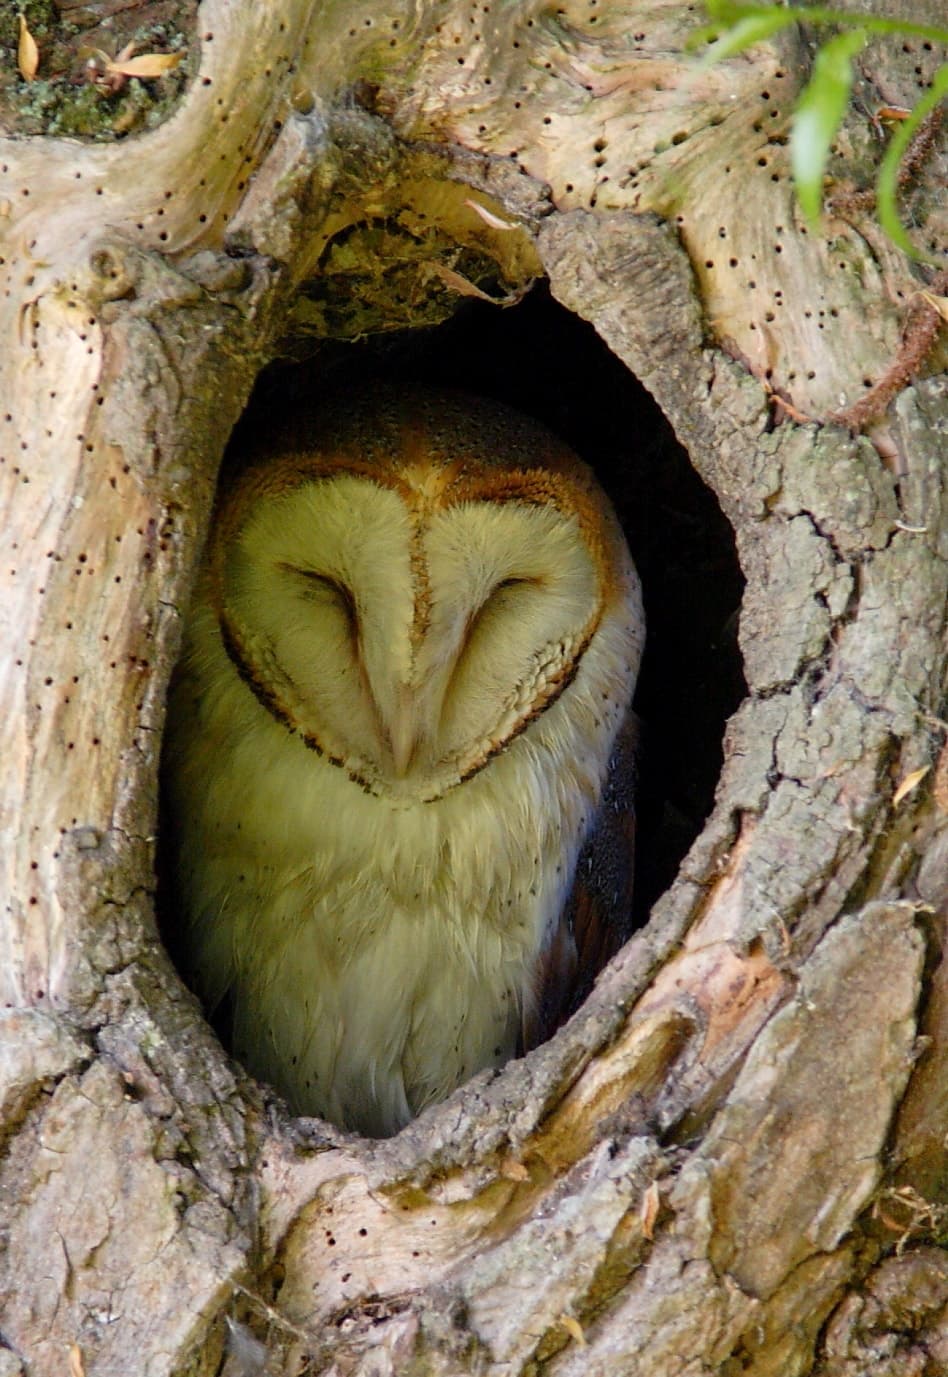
xmin=163 ymin=387 xmax=644 ymax=1137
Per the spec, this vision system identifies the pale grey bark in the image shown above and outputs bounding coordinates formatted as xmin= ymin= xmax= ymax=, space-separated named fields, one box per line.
xmin=0 ymin=1 xmax=946 ymax=1374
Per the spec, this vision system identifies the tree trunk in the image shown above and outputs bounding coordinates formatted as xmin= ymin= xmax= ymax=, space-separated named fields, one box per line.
xmin=1 ymin=2 xmax=946 ymax=1374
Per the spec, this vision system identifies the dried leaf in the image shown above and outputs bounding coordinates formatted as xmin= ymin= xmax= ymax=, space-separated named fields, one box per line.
xmin=558 ymin=1315 xmax=586 ymax=1347
xmin=499 ymin=1156 xmax=529 ymax=1182
xmin=919 ymin=291 xmax=948 ymax=324
xmin=68 ymin=1345 xmax=86 ymax=1377
xmin=776 ymin=913 xmax=792 ymax=957
xmin=933 ymin=741 xmax=948 ymax=813
xmin=464 ymin=199 xmax=518 ymax=232
xmin=77 ymin=43 xmax=112 ymax=64
xmin=425 ymin=262 xmax=528 ymax=308
xmin=427 ymin=262 xmax=502 ymax=302
xmin=105 ymin=52 xmax=183 ymax=78
xmin=893 ymin=765 xmax=930 ymax=807
xmin=875 ymin=1205 xmax=907 ymax=1232
xmin=640 ymin=1180 xmax=660 ymax=1239
xmin=18 ymin=13 xmax=39 ymax=81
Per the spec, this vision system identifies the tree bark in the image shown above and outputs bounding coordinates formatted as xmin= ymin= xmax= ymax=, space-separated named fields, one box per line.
xmin=1 ymin=2 xmax=946 ymax=1375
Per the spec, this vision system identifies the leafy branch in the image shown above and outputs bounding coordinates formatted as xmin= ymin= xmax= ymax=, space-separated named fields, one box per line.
xmin=694 ymin=1 xmax=948 ymax=260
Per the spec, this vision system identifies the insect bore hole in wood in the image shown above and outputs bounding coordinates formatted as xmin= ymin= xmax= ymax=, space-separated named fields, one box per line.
xmin=159 ymin=285 xmax=744 ymax=1137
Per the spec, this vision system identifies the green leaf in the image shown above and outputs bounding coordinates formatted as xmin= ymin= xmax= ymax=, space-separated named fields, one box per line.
xmin=703 ymin=0 xmax=748 ymax=20
xmin=695 ymin=1 xmax=948 ymax=259
xmin=699 ymin=2 xmax=942 ymax=45
xmin=876 ymin=62 xmax=948 ymax=262
xmin=696 ymin=10 xmax=798 ymax=63
xmin=791 ymin=29 xmax=867 ymax=226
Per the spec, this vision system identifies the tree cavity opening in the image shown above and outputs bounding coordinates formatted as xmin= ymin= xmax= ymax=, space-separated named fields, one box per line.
xmin=159 ymin=281 xmax=745 ymax=1134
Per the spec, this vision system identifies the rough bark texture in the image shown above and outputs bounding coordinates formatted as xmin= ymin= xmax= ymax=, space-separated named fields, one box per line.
xmin=0 ymin=1 xmax=946 ymax=1375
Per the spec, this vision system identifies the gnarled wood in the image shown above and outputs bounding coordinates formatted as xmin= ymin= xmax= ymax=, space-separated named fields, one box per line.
xmin=0 ymin=0 xmax=945 ymax=1374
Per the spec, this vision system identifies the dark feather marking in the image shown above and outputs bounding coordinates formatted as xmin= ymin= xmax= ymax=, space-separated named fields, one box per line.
xmin=425 ymin=633 xmax=594 ymax=802
xmin=218 ymin=613 xmax=377 ymax=795
xmin=525 ymin=704 xmax=640 ymax=1050
xmin=218 ymin=613 xmax=298 ymax=736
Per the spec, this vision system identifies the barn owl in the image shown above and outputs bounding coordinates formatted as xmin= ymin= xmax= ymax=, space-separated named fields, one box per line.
xmin=163 ymin=387 xmax=644 ymax=1137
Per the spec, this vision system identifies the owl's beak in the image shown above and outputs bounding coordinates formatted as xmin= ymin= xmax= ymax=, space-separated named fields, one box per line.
xmin=387 ymin=682 xmax=420 ymax=777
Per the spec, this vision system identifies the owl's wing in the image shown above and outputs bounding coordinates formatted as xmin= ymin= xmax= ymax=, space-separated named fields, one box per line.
xmin=525 ymin=704 xmax=639 ymax=1050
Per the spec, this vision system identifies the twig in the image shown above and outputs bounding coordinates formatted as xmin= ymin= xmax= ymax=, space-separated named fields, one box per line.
xmin=829 ymin=270 xmax=947 ymax=431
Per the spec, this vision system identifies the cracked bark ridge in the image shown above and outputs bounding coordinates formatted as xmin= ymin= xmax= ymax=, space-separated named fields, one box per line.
xmin=1 ymin=0 xmax=946 ymax=1374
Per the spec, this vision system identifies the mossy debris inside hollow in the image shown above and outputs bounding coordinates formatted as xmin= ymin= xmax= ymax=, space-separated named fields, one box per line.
xmin=0 ymin=0 xmax=196 ymax=139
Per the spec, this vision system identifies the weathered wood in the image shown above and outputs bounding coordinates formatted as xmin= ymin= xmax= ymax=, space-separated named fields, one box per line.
xmin=0 ymin=0 xmax=945 ymax=1373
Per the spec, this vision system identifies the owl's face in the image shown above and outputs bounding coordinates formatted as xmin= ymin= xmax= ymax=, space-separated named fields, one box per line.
xmin=207 ymin=392 xmax=634 ymax=803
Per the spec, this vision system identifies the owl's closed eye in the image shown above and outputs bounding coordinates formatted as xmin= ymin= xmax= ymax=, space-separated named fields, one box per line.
xmin=163 ymin=386 xmax=644 ymax=1136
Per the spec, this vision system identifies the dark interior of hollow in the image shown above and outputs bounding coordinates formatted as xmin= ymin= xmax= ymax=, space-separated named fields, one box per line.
xmin=224 ymin=284 xmax=747 ymax=932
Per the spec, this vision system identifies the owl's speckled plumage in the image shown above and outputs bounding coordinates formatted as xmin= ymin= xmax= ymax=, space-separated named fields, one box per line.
xmin=163 ymin=388 xmax=644 ymax=1136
